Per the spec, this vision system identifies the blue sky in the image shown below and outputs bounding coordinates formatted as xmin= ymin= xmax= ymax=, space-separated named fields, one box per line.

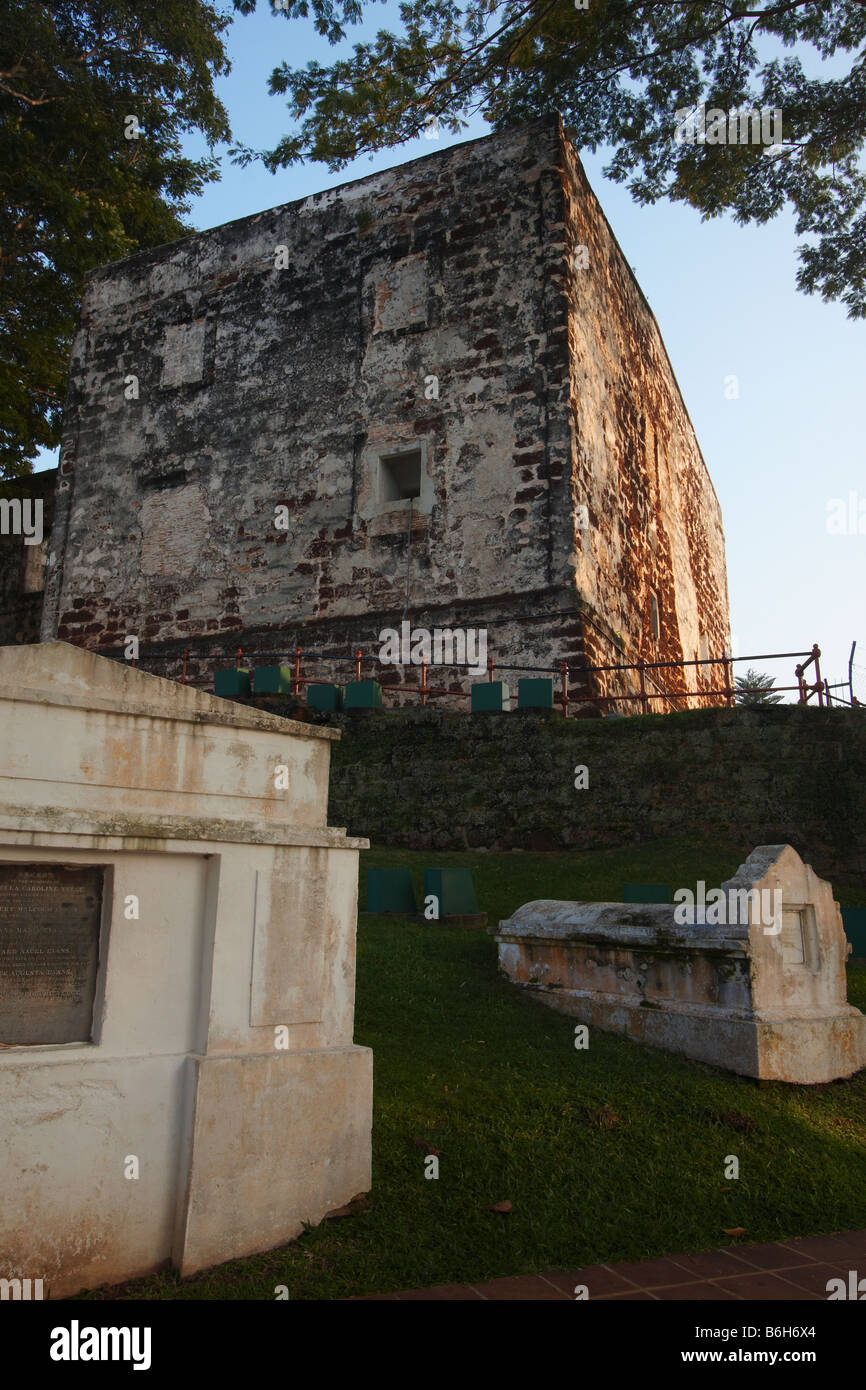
xmin=37 ymin=1 xmax=865 ymax=701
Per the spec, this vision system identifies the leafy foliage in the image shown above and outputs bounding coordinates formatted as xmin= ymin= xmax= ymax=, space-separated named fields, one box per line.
xmin=240 ymin=0 xmax=866 ymax=318
xmin=735 ymin=666 xmax=784 ymax=705
xmin=0 ymin=1 xmax=234 ymax=477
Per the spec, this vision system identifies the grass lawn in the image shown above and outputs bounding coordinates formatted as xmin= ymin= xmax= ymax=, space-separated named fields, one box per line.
xmin=88 ymin=838 xmax=866 ymax=1301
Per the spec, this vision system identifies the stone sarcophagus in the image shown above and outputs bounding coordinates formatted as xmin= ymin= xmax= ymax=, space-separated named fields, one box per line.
xmin=493 ymin=845 xmax=866 ymax=1084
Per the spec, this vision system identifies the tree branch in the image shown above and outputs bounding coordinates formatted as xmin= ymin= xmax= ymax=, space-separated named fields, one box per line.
xmin=0 ymin=80 xmax=56 ymax=105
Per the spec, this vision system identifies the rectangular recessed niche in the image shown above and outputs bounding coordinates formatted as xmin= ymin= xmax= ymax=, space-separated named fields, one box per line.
xmin=379 ymin=449 xmax=422 ymax=503
xmin=781 ymin=909 xmax=806 ymax=965
xmin=0 ymin=863 xmax=105 ymax=1045
xmin=780 ymin=904 xmax=819 ymax=970
xmin=139 ymin=467 xmax=188 ymax=491
xmin=783 ymin=900 xmax=822 ymax=967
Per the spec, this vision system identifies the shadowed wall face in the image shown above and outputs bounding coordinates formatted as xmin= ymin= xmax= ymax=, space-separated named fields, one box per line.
xmin=0 ymin=470 xmax=55 ymax=645
xmin=319 ymin=704 xmax=865 ymax=886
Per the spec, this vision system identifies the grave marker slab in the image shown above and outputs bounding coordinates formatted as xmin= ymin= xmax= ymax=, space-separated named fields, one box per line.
xmin=253 ymin=666 xmax=294 ymax=695
xmin=424 ymin=868 xmax=485 ymax=924
xmin=517 ymin=678 xmax=554 ymax=709
xmin=366 ymin=867 xmax=417 ymax=915
xmin=213 ymin=668 xmax=251 ymax=697
xmin=344 ymin=680 xmax=383 ymax=710
xmin=471 ymin=681 xmax=511 ymax=712
xmin=306 ymin=683 xmax=344 ymax=712
xmin=842 ymin=907 xmax=866 ymax=959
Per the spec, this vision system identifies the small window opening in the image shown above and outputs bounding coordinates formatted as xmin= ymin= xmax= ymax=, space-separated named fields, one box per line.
xmin=379 ymin=449 xmax=422 ymax=503
xmin=649 ymin=591 xmax=660 ymax=643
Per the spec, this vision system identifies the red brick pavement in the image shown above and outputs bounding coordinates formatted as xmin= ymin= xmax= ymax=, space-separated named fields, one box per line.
xmin=354 ymin=1229 xmax=866 ymax=1300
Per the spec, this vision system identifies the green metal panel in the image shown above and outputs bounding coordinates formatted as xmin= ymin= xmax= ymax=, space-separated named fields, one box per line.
xmin=842 ymin=907 xmax=866 ymax=958
xmin=471 ymin=681 xmax=510 ymax=712
xmin=214 ymin=668 xmax=251 ymax=697
xmin=424 ymin=868 xmax=480 ymax=916
xmin=306 ymin=683 xmax=344 ymax=712
xmin=253 ymin=665 xmax=294 ymax=695
xmin=622 ymin=884 xmax=671 ymax=904
xmin=344 ymin=680 xmax=383 ymax=709
xmin=518 ymin=677 xmax=554 ymax=709
xmin=367 ymin=868 xmax=417 ymax=914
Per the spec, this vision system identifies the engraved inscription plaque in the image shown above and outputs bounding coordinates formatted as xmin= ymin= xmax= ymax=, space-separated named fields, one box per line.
xmin=0 ymin=864 xmax=104 ymax=1045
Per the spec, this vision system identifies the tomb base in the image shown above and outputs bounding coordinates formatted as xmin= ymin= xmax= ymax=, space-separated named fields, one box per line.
xmin=177 ymin=1046 xmax=373 ymax=1277
xmin=512 ymin=984 xmax=866 ymax=1083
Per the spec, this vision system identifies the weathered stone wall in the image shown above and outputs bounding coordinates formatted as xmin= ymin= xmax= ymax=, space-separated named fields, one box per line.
xmin=0 ymin=470 xmax=56 ymax=645
xmin=561 ymin=143 xmax=730 ymax=706
xmin=41 ymin=116 xmax=729 ymax=703
xmin=315 ymin=704 xmax=866 ymax=886
xmin=43 ymin=120 xmax=572 ymax=672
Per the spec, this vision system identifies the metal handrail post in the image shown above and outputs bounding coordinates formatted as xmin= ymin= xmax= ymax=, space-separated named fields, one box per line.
xmin=813 ymin=645 xmax=824 ymax=706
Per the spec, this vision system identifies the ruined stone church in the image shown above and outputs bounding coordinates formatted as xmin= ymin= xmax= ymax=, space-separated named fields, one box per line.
xmin=11 ymin=116 xmax=730 ymax=703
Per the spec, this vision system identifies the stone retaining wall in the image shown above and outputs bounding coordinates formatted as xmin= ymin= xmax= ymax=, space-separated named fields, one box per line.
xmin=303 ymin=703 xmax=866 ymax=885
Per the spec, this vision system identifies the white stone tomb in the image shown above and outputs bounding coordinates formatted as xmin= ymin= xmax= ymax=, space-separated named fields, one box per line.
xmin=494 ymin=845 xmax=866 ymax=1083
xmin=0 ymin=642 xmax=372 ymax=1297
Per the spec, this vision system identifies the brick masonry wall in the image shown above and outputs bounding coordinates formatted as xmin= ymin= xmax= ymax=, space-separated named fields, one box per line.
xmin=304 ymin=704 xmax=865 ymax=887
xmin=560 ymin=137 xmax=730 ymax=705
xmin=118 ymin=589 xmax=597 ymax=702
xmin=39 ymin=117 xmax=730 ymax=702
xmin=43 ymin=120 xmax=573 ymax=669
